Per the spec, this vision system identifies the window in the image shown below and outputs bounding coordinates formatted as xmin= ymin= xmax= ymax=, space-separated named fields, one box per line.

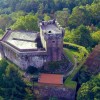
xmin=52 ymin=41 xmax=55 ymax=43
xmin=48 ymin=31 xmax=51 ymax=33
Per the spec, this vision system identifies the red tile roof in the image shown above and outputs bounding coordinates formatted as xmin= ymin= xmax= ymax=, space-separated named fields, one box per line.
xmin=38 ymin=73 xmax=63 ymax=85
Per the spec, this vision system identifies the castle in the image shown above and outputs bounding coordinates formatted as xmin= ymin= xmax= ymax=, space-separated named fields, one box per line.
xmin=0 ymin=19 xmax=65 ymax=69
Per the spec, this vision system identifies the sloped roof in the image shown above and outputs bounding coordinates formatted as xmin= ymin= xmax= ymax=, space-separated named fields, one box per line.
xmin=6 ymin=31 xmax=38 ymax=49
xmin=38 ymin=73 xmax=63 ymax=85
xmin=1 ymin=30 xmax=44 ymax=51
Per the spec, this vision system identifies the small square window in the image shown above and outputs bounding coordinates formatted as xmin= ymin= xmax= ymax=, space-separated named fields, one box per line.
xmin=48 ymin=31 xmax=51 ymax=33
xmin=52 ymin=41 xmax=55 ymax=43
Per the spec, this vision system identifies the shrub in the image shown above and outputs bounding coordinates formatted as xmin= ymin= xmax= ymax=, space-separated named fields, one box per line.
xmin=26 ymin=66 xmax=38 ymax=74
xmin=48 ymin=61 xmax=60 ymax=71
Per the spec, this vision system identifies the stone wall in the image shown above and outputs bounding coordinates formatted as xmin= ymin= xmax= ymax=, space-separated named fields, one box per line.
xmin=34 ymin=85 xmax=76 ymax=100
xmin=19 ymin=54 xmax=47 ymax=69
xmin=46 ymin=35 xmax=63 ymax=61
xmin=1 ymin=43 xmax=47 ymax=70
xmin=39 ymin=20 xmax=65 ymax=62
xmin=40 ymin=27 xmax=47 ymax=50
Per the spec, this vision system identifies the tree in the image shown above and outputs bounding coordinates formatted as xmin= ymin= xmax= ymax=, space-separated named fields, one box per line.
xmin=73 ymin=25 xmax=93 ymax=47
xmin=0 ymin=29 xmax=4 ymax=35
xmin=78 ymin=66 xmax=91 ymax=85
xmin=92 ymin=31 xmax=100 ymax=45
xmin=11 ymin=14 xmax=39 ymax=31
xmin=38 ymin=3 xmax=44 ymax=20
xmin=68 ymin=6 xmax=91 ymax=28
xmin=0 ymin=96 xmax=4 ymax=100
xmin=9 ymin=11 xmax=26 ymax=22
xmin=64 ymin=28 xmax=74 ymax=43
xmin=2 ymin=64 xmax=27 ymax=100
xmin=77 ymin=73 xmax=100 ymax=100
xmin=55 ymin=8 xmax=70 ymax=27
xmin=0 ymin=59 xmax=34 ymax=100
xmin=26 ymin=66 xmax=38 ymax=74
xmin=44 ymin=14 xmax=50 ymax=21
xmin=0 ymin=15 xmax=12 ymax=30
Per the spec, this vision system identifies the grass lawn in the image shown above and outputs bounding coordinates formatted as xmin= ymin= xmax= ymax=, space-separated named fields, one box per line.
xmin=63 ymin=42 xmax=88 ymax=89
xmin=63 ymin=48 xmax=75 ymax=64
xmin=63 ymin=42 xmax=88 ymax=54
xmin=64 ymin=77 xmax=77 ymax=89
xmin=63 ymin=42 xmax=88 ymax=63
xmin=0 ymin=34 xmax=3 ymax=39
xmin=64 ymin=57 xmax=87 ymax=88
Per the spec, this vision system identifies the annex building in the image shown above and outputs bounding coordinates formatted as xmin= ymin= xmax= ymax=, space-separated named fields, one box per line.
xmin=0 ymin=19 xmax=65 ymax=69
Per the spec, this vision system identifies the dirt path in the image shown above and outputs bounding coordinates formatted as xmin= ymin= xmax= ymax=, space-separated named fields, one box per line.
xmin=64 ymin=57 xmax=77 ymax=77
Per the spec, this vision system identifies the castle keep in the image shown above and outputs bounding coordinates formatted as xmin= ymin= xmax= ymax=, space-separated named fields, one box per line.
xmin=0 ymin=20 xmax=65 ymax=69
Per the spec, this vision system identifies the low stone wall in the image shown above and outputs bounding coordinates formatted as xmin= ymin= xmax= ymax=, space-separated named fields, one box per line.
xmin=34 ymin=85 xmax=76 ymax=100
xmin=1 ymin=42 xmax=47 ymax=69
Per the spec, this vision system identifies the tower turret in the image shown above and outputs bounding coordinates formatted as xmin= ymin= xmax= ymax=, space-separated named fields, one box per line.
xmin=39 ymin=19 xmax=65 ymax=61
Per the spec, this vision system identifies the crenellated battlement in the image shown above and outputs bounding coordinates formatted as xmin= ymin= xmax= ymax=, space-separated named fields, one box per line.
xmin=0 ymin=19 xmax=65 ymax=69
xmin=39 ymin=19 xmax=65 ymax=36
xmin=39 ymin=19 xmax=64 ymax=61
xmin=39 ymin=19 xmax=55 ymax=26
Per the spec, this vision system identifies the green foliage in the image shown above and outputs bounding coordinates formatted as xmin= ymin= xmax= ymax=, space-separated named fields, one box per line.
xmin=44 ymin=14 xmax=50 ymax=21
xmin=64 ymin=77 xmax=77 ymax=89
xmin=68 ymin=6 xmax=89 ymax=28
xmin=0 ymin=0 xmax=94 ymax=15
xmin=1 ymin=0 xmax=100 ymax=99
xmin=77 ymin=73 xmax=100 ymax=100
xmin=73 ymin=25 xmax=93 ymax=47
xmin=92 ymin=31 xmax=100 ymax=45
xmin=0 ymin=15 xmax=12 ymax=30
xmin=0 ymin=96 xmax=4 ymax=100
xmin=78 ymin=66 xmax=91 ymax=85
xmin=64 ymin=25 xmax=93 ymax=47
xmin=0 ymin=29 xmax=4 ymax=34
xmin=67 ymin=2 xmax=100 ymax=28
xmin=64 ymin=45 xmax=88 ymax=89
xmin=64 ymin=42 xmax=88 ymax=63
xmin=11 ymin=14 xmax=39 ymax=31
xmin=9 ymin=11 xmax=26 ymax=21
xmin=48 ymin=61 xmax=60 ymax=71
xmin=55 ymin=8 xmax=70 ymax=27
xmin=64 ymin=25 xmax=93 ymax=48
xmin=0 ymin=0 xmax=99 ymax=49
xmin=26 ymin=66 xmax=38 ymax=74
xmin=63 ymin=48 xmax=75 ymax=64
xmin=38 ymin=3 xmax=44 ymax=20
xmin=0 ymin=59 xmax=34 ymax=100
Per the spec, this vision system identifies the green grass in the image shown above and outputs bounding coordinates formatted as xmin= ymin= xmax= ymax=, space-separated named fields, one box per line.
xmin=63 ymin=42 xmax=88 ymax=89
xmin=64 ymin=42 xmax=88 ymax=63
xmin=64 ymin=77 xmax=77 ymax=89
xmin=63 ymin=48 xmax=75 ymax=64
xmin=64 ymin=57 xmax=87 ymax=89
xmin=63 ymin=42 xmax=88 ymax=52
xmin=0 ymin=34 xmax=3 ymax=39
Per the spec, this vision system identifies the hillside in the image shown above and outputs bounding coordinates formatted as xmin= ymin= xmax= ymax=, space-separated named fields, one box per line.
xmin=0 ymin=0 xmax=100 ymax=100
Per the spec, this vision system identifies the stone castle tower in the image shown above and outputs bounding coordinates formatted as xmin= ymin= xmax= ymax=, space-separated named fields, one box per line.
xmin=39 ymin=19 xmax=65 ymax=61
xmin=0 ymin=19 xmax=65 ymax=69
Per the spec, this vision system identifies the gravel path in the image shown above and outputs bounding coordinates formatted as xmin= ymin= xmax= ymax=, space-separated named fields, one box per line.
xmin=64 ymin=57 xmax=77 ymax=77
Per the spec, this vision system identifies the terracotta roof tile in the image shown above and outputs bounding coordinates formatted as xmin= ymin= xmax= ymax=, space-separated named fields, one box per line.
xmin=38 ymin=73 xmax=63 ymax=85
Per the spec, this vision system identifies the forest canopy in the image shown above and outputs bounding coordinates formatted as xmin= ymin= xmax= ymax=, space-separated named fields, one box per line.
xmin=0 ymin=0 xmax=100 ymax=100
xmin=0 ymin=0 xmax=100 ymax=48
